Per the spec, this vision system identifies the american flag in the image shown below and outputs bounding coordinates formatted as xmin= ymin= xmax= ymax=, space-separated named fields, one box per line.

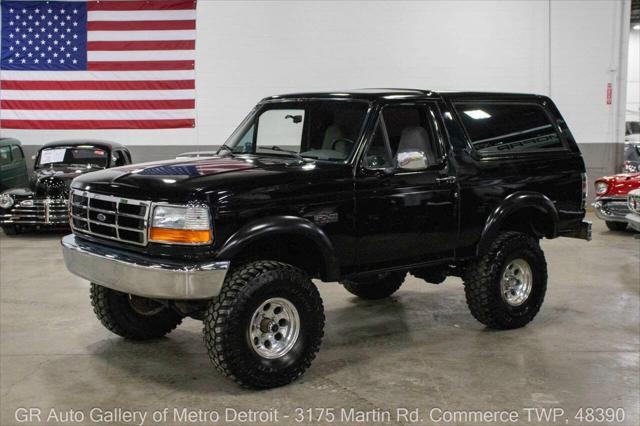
xmin=0 ymin=0 xmax=196 ymax=129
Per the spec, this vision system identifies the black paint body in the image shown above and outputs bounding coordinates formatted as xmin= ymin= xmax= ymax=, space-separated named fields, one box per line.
xmin=70 ymin=90 xmax=587 ymax=282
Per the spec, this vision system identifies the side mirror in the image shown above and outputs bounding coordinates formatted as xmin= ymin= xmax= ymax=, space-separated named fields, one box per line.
xmin=396 ymin=151 xmax=427 ymax=170
xmin=285 ymin=114 xmax=302 ymax=124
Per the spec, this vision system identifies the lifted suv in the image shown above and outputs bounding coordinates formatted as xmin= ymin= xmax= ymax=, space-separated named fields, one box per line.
xmin=62 ymin=89 xmax=591 ymax=389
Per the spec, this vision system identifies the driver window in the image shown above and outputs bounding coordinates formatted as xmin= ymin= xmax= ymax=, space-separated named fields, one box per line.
xmin=256 ymin=109 xmax=305 ymax=152
xmin=383 ymin=105 xmax=440 ymax=170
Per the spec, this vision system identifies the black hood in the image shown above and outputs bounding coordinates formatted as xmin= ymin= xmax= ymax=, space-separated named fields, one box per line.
xmin=70 ymin=155 xmax=351 ymax=202
xmin=31 ymin=166 xmax=91 ymax=198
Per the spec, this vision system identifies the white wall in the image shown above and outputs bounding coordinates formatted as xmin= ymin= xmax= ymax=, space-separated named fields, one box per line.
xmin=0 ymin=0 xmax=630 ymax=152
xmin=627 ymin=29 xmax=640 ymax=121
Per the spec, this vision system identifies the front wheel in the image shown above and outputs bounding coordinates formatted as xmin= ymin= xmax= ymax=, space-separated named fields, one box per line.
xmin=463 ymin=232 xmax=547 ymax=330
xmin=90 ymin=284 xmax=183 ymax=340
xmin=203 ymin=261 xmax=325 ymax=389
xmin=605 ymin=221 xmax=627 ymax=231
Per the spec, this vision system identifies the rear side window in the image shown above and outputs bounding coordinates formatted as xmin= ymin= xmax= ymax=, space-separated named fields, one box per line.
xmin=455 ymin=103 xmax=565 ymax=155
xmin=10 ymin=145 xmax=24 ymax=161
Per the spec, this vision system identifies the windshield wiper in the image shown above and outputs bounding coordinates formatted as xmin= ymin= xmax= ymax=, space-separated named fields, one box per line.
xmin=258 ymin=146 xmax=305 ymax=161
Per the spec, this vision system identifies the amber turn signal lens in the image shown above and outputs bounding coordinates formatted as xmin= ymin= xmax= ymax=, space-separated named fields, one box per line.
xmin=149 ymin=227 xmax=211 ymax=244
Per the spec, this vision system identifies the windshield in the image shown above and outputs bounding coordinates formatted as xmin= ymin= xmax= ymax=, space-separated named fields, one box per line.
xmin=37 ymin=146 xmax=109 ymax=169
xmin=222 ymin=100 xmax=370 ymax=162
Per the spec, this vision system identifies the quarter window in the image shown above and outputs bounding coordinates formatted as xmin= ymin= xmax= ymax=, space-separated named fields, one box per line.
xmin=113 ymin=151 xmax=127 ymax=167
xmin=455 ymin=103 xmax=564 ymax=154
xmin=364 ymin=121 xmax=393 ymax=169
xmin=10 ymin=145 xmax=24 ymax=161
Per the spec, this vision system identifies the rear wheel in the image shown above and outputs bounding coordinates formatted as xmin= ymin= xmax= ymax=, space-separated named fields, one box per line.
xmin=90 ymin=284 xmax=183 ymax=340
xmin=605 ymin=221 xmax=627 ymax=231
xmin=203 ymin=261 xmax=324 ymax=389
xmin=341 ymin=271 xmax=406 ymax=300
xmin=463 ymin=232 xmax=547 ymax=330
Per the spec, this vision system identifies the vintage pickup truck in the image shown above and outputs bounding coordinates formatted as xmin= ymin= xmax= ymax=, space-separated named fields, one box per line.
xmin=0 ymin=140 xmax=131 ymax=235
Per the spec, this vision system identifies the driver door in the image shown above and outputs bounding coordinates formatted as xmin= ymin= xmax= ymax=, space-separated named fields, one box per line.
xmin=355 ymin=102 xmax=458 ymax=270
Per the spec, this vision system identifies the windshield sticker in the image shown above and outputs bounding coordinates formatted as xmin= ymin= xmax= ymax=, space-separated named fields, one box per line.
xmin=39 ymin=148 xmax=66 ymax=165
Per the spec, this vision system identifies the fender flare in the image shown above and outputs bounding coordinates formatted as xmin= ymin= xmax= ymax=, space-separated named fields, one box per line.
xmin=1 ymin=187 xmax=33 ymax=197
xmin=216 ymin=215 xmax=340 ymax=281
xmin=477 ymin=191 xmax=559 ymax=256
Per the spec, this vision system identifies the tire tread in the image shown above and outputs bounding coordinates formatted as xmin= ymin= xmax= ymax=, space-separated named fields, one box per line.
xmin=203 ymin=260 xmax=324 ymax=389
xmin=463 ymin=232 xmax=547 ymax=330
xmin=90 ymin=284 xmax=182 ymax=340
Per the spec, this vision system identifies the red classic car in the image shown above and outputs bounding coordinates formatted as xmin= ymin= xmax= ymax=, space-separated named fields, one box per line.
xmin=593 ymin=172 xmax=640 ymax=231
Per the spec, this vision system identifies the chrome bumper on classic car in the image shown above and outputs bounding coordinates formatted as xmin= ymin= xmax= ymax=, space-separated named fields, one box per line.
xmin=625 ymin=213 xmax=640 ymax=232
xmin=0 ymin=198 xmax=68 ymax=225
xmin=593 ymin=198 xmax=629 ymax=222
xmin=61 ymin=234 xmax=230 ymax=300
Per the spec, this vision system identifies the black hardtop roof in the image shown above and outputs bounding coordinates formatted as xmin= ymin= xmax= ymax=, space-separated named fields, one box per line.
xmin=40 ymin=139 xmax=126 ymax=150
xmin=264 ymin=89 xmax=547 ymax=102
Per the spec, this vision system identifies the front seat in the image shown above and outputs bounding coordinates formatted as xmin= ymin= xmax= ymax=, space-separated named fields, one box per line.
xmin=322 ymin=125 xmax=345 ymax=151
xmin=396 ymin=126 xmax=437 ymax=169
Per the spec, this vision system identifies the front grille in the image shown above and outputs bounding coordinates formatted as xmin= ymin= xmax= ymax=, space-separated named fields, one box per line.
xmin=0 ymin=198 xmax=68 ymax=224
xmin=603 ymin=200 xmax=630 ymax=216
xmin=70 ymin=189 xmax=151 ymax=246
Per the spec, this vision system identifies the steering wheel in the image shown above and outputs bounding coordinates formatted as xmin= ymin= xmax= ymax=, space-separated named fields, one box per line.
xmin=331 ymin=138 xmax=354 ymax=151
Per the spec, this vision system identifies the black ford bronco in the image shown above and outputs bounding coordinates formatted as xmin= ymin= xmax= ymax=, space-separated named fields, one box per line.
xmin=62 ymin=89 xmax=591 ymax=389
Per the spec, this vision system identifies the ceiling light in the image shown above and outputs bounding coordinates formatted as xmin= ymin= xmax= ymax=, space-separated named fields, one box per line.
xmin=633 ymin=24 xmax=640 ymax=31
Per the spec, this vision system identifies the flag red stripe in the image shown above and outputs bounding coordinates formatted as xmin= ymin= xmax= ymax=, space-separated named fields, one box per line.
xmin=0 ymin=80 xmax=195 ymax=91
xmin=87 ymin=0 xmax=196 ymax=11
xmin=1 ymin=119 xmax=195 ymax=129
xmin=2 ymin=100 xmax=195 ymax=110
xmin=87 ymin=60 xmax=194 ymax=71
xmin=88 ymin=20 xmax=196 ymax=31
xmin=87 ymin=40 xmax=195 ymax=51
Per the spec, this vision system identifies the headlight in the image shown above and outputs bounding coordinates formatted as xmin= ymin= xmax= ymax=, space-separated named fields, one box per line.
xmin=595 ymin=181 xmax=608 ymax=196
xmin=149 ymin=205 xmax=212 ymax=245
xmin=0 ymin=194 xmax=14 ymax=209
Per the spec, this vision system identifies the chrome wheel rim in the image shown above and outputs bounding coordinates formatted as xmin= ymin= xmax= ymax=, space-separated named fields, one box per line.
xmin=249 ymin=297 xmax=300 ymax=359
xmin=500 ymin=258 xmax=533 ymax=307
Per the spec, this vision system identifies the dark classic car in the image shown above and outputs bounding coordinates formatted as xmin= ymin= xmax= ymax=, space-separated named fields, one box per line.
xmin=0 ymin=140 xmax=131 ymax=235
xmin=61 ymin=90 xmax=590 ymax=389
xmin=593 ymin=172 xmax=640 ymax=231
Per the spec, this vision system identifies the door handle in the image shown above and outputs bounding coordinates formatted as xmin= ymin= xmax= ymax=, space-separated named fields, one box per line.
xmin=436 ymin=176 xmax=457 ymax=184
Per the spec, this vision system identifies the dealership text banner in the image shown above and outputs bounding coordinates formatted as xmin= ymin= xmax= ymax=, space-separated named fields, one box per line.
xmin=0 ymin=0 xmax=196 ymax=129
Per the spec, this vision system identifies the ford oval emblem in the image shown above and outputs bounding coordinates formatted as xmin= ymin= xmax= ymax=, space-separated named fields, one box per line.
xmin=96 ymin=213 xmax=107 ymax=222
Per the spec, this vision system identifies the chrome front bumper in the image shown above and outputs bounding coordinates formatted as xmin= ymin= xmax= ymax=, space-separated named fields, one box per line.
xmin=593 ymin=198 xmax=629 ymax=223
xmin=625 ymin=213 xmax=640 ymax=233
xmin=61 ymin=234 xmax=230 ymax=300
